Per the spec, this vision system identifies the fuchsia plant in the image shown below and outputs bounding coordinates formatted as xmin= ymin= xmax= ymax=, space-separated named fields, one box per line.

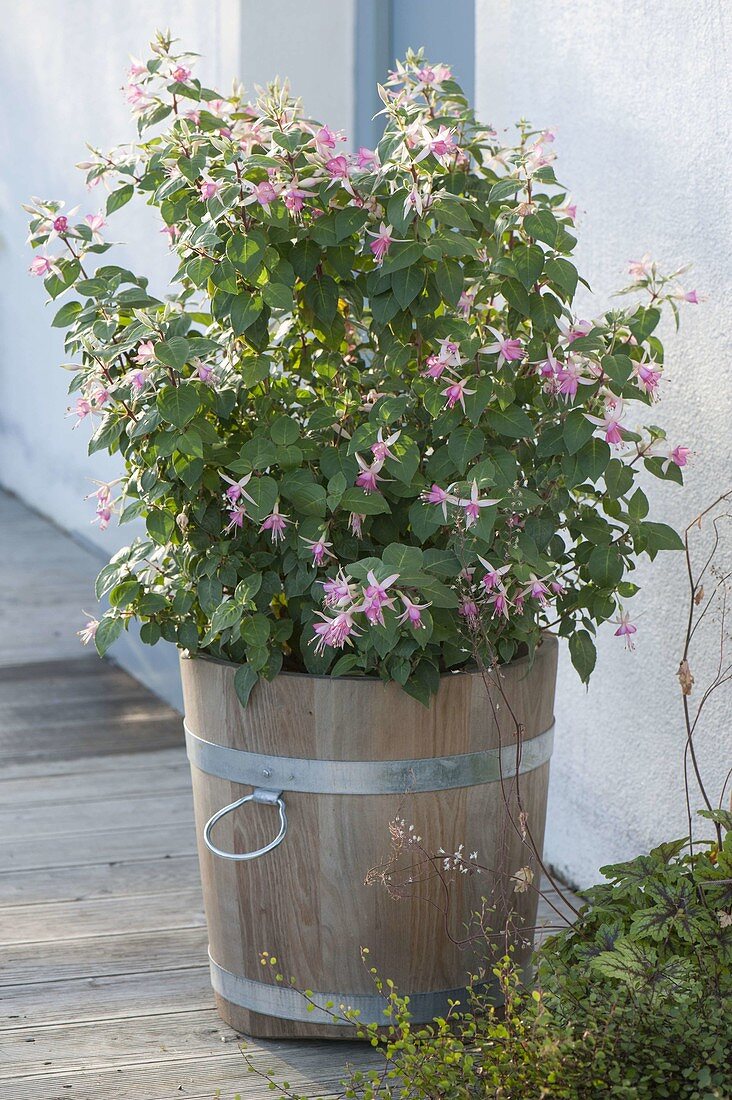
xmin=27 ymin=35 xmax=694 ymax=705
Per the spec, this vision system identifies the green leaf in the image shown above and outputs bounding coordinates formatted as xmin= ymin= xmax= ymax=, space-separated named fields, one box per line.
xmin=524 ymin=209 xmax=575 ymax=252
xmin=544 ymin=256 xmax=578 ymax=299
xmin=588 ymin=544 xmax=624 ymax=587
xmin=303 ymin=275 xmax=338 ymax=325
xmin=339 ymin=488 xmax=391 ymax=515
xmin=512 ymin=244 xmax=544 ymax=289
xmin=448 ymin=427 xmax=484 ymax=473
xmin=435 ymin=259 xmax=463 ymax=306
xmin=157 ymin=384 xmax=199 ymax=429
xmin=488 ymin=178 xmax=521 ymax=204
xmin=234 ymin=664 xmax=259 ymax=708
xmin=529 ymin=292 xmax=562 ymax=332
xmin=209 ymin=599 xmax=242 ymax=635
xmin=230 ymin=293 xmax=263 ymax=334
xmin=640 ymin=521 xmax=684 ymax=552
xmin=106 ymin=184 xmax=134 ymax=215
xmin=262 ymin=281 xmax=294 ymax=310
xmin=380 ymin=240 xmax=423 ymax=274
xmin=270 ymin=416 xmax=299 ymax=445
xmin=51 ymin=301 xmax=82 ymax=328
xmin=605 ymin=458 xmax=634 ymax=498
xmin=569 ymin=629 xmax=596 ymax=685
xmin=155 ymin=336 xmax=190 ymax=371
xmin=563 ymin=411 xmax=595 ymax=455
xmin=501 ymin=278 xmax=530 ymax=317
xmin=485 ymin=405 xmax=534 ymax=439
xmin=391 ymin=265 xmax=423 ymax=309
xmin=94 ymin=615 xmax=123 ymax=657
xmin=226 ymin=230 xmax=266 ymax=277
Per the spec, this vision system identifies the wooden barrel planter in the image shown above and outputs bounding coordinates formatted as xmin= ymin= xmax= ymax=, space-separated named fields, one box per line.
xmin=180 ymin=634 xmax=557 ymax=1039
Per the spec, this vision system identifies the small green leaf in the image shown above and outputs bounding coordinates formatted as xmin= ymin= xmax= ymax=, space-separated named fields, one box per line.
xmin=588 ymin=544 xmax=624 ymax=587
xmin=106 ymin=184 xmax=134 ymax=214
xmin=155 ymin=336 xmax=190 ymax=372
xmin=94 ymin=615 xmax=123 ymax=657
xmin=569 ymin=629 xmax=596 ymax=684
xmin=563 ymin=411 xmax=595 ymax=455
xmin=339 ymin=488 xmax=391 ymax=515
xmin=51 ymin=301 xmax=82 ymax=328
xmin=157 ymin=384 xmax=199 ymax=429
xmin=435 ymin=259 xmax=463 ymax=306
xmin=234 ymin=664 xmax=259 ymax=708
xmin=512 ymin=244 xmax=544 ymax=289
xmin=485 ymin=405 xmax=533 ymax=439
xmin=448 ymin=427 xmax=484 ymax=473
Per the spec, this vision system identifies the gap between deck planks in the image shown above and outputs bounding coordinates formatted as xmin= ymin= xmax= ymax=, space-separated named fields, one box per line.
xmin=0 ymin=489 xmax=575 ymax=1099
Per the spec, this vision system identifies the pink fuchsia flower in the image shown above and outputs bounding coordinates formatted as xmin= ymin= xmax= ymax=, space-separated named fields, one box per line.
xmin=662 ymin=444 xmax=691 ymax=473
xmin=441 ymin=376 xmax=476 ymax=412
xmin=488 ymin=588 xmax=512 ymax=620
xmin=457 ymin=481 xmax=500 ymax=529
xmin=356 ymin=146 xmax=378 ymax=170
xmin=312 ymin=124 xmax=341 ymax=156
xmin=199 ymin=178 xmax=221 ymax=201
xmin=521 ymin=575 xmax=550 ymax=606
xmin=224 ymin=502 xmax=248 ymax=534
xmin=585 ymin=399 xmax=626 ymax=445
xmin=349 ymin=512 xmax=365 ymax=538
xmin=368 ymin=222 xmax=395 ymax=263
xmin=417 ymin=63 xmax=452 ymax=85
xmin=370 ymin=428 xmax=401 ymax=463
xmin=92 ymin=504 xmax=113 ymax=531
xmin=283 ymin=186 xmax=309 ymax=213
xmin=93 ymin=387 xmax=111 ymax=407
xmin=423 ymin=354 xmax=449 ymax=380
xmin=459 ymin=599 xmax=480 ymax=626
xmin=260 ymin=502 xmax=291 ymax=543
xmin=632 ymin=358 xmax=662 ymax=398
xmin=628 ymin=254 xmax=653 ymax=281
xmin=220 ymin=471 xmax=256 ymax=506
xmin=555 ymin=198 xmax=577 ymax=223
xmin=536 ymin=345 xmax=560 ymax=379
xmin=613 ymin=609 xmax=637 ymax=650
xmin=557 ymin=318 xmax=592 ymax=345
xmin=301 ymin=531 xmax=336 ymax=567
xmin=396 ymin=594 xmax=432 ymax=629
xmin=53 ymin=215 xmax=68 ymax=233
xmin=160 ymin=223 xmax=181 ymax=244
xmin=67 ymin=397 xmax=92 ymax=427
xmin=84 ymin=213 xmax=106 ymax=241
xmin=672 ymin=287 xmax=702 ymax=304
xmin=322 ymin=569 xmax=356 ymax=609
xmin=550 ymin=579 xmax=565 ymax=595
xmin=242 ymin=179 xmax=281 ymax=207
xmin=129 ymin=368 xmax=149 ymax=392
xmin=171 ymin=65 xmax=192 ymax=83
xmin=362 ymin=570 xmax=399 ymax=625
xmin=437 ymin=337 xmax=463 ymax=367
xmin=458 ymin=289 xmax=476 ymax=317
xmin=77 ymin=614 xmax=100 ymax=646
xmin=311 ymin=607 xmax=361 ymax=655
xmin=481 ymin=328 xmax=524 ymax=367
xmin=355 ymin=453 xmax=388 ymax=494
xmin=133 ymin=340 xmax=156 ymax=365
xmin=29 ymin=253 xmax=59 ymax=277
xmin=477 ymin=556 xmax=511 ymax=590
xmin=421 ymin=483 xmax=456 ymax=521
xmin=196 ymin=362 xmax=214 ymax=383
xmin=403 ymin=186 xmax=429 ymax=219
xmin=416 ymin=125 xmax=458 ymax=163
xmin=325 ymin=155 xmax=350 ymax=180
xmin=556 ymin=357 xmax=595 ymax=401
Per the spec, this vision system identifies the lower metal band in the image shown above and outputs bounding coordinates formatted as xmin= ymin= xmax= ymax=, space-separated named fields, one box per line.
xmin=185 ymin=720 xmax=553 ymax=796
xmin=209 ymin=954 xmax=477 ymax=1026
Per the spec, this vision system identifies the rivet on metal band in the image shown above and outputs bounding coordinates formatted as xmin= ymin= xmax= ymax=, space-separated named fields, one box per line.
xmin=208 ymin=954 xmax=485 ymax=1026
xmin=184 ymin=720 xmax=554 ymax=796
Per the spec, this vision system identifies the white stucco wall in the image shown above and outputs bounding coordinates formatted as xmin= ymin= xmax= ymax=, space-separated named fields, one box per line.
xmin=476 ymin=0 xmax=732 ymax=886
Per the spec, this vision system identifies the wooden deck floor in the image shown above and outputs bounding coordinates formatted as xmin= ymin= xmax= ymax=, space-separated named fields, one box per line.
xmin=0 ymin=490 xmax=576 ymax=1099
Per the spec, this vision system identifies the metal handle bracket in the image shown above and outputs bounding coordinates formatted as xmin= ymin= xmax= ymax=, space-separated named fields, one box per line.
xmin=203 ymin=787 xmax=287 ymax=861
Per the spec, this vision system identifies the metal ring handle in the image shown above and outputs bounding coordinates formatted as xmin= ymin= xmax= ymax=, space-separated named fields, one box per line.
xmin=203 ymin=788 xmax=287 ymax=861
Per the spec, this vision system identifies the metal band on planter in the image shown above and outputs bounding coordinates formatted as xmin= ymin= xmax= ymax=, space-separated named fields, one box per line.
xmin=185 ymin=719 xmax=554 ymax=859
xmin=208 ymin=954 xmax=488 ymax=1027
